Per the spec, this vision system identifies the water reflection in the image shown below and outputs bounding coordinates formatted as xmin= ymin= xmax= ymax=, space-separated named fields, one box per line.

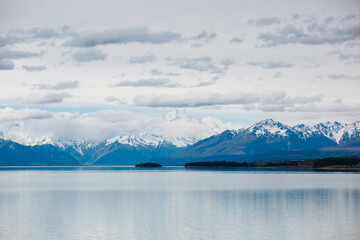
xmin=0 ymin=170 xmax=359 ymax=240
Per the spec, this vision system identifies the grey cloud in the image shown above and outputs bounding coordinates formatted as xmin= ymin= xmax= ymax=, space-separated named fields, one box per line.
xmin=230 ymin=37 xmax=242 ymax=43
xmin=197 ymin=81 xmax=215 ymax=87
xmin=0 ymin=26 xmax=73 ymax=47
xmin=1 ymin=26 xmax=181 ymax=48
xmin=0 ymin=30 xmax=27 ymax=47
xmin=339 ymin=53 xmax=360 ymax=62
xmin=258 ymin=16 xmax=360 ymax=47
xmin=150 ymin=69 xmax=180 ymax=76
xmin=0 ymin=59 xmax=14 ymax=70
xmin=64 ymin=27 xmax=182 ymax=47
xmin=150 ymin=69 xmax=162 ymax=75
xmin=247 ymin=61 xmax=294 ymax=69
xmin=257 ymin=93 xmax=321 ymax=112
xmin=0 ymin=108 xmax=53 ymax=121
xmin=128 ymin=53 xmax=156 ymax=64
xmin=291 ymin=102 xmax=360 ymax=114
xmin=251 ymin=17 xmax=281 ymax=27
xmin=220 ymin=59 xmax=234 ymax=66
xmin=134 ymin=91 xmax=260 ymax=107
xmin=1 ymin=25 xmax=184 ymax=49
xmin=35 ymin=80 xmax=80 ymax=90
xmin=190 ymin=43 xmax=202 ymax=48
xmin=273 ymin=72 xmax=282 ymax=78
xmin=29 ymin=26 xmax=72 ymax=39
xmin=171 ymin=56 xmax=225 ymax=74
xmin=340 ymin=14 xmax=357 ymax=22
xmin=292 ymin=14 xmax=301 ymax=20
xmin=193 ymin=31 xmax=217 ymax=41
xmin=0 ymin=49 xmax=41 ymax=60
xmin=287 ymin=95 xmax=322 ymax=104
xmin=0 ymin=49 xmax=41 ymax=70
xmin=52 ymin=81 xmax=80 ymax=90
xmin=24 ymin=92 xmax=72 ymax=104
xmin=22 ymin=65 xmax=46 ymax=72
xmin=104 ymin=96 xmax=126 ymax=104
xmin=113 ymin=78 xmax=180 ymax=88
xmin=73 ymin=48 xmax=107 ymax=62
xmin=105 ymin=96 xmax=118 ymax=102
xmin=328 ymin=74 xmax=360 ymax=80
xmin=134 ymin=90 xmax=321 ymax=109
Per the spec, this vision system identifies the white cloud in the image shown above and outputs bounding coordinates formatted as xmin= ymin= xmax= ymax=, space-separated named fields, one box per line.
xmin=0 ymin=107 xmax=53 ymax=121
xmin=0 ymin=2 xmax=359 ymax=126
xmin=0 ymin=108 xmax=238 ymax=142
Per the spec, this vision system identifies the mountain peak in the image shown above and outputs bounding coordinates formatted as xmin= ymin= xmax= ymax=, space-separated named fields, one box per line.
xmin=253 ymin=118 xmax=285 ymax=127
xmin=248 ymin=119 xmax=289 ymax=137
xmin=258 ymin=118 xmax=277 ymax=124
xmin=163 ymin=108 xmax=191 ymax=121
xmin=106 ymin=134 xmax=168 ymax=147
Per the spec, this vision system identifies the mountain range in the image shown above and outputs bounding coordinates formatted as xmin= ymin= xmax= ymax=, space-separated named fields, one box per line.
xmin=1 ymin=115 xmax=360 ymax=166
xmin=155 ymin=119 xmax=360 ymax=165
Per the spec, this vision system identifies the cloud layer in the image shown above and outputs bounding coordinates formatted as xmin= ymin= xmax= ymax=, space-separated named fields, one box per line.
xmin=63 ymin=27 xmax=182 ymax=47
xmin=73 ymin=48 xmax=107 ymax=62
xmin=133 ymin=90 xmax=322 ymax=110
xmin=113 ymin=78 xmax=179 ymax=88
xmin=258 ymin=15 xmax=360 ymax=46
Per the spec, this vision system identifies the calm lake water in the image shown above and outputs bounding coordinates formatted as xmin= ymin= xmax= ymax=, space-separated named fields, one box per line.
xmin=0 ymin=167 xmax=359 ymax=240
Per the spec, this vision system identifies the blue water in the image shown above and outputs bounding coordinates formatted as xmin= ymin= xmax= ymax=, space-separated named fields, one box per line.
xmin=0 ymin=167 xmax=359 ymax=240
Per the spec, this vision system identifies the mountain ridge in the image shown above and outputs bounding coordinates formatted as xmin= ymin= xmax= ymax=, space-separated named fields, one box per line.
xmin=1 ymin=118 xmax=360 ymax=166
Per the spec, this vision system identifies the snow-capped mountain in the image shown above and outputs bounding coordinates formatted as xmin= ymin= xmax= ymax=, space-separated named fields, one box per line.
xmin=163 ymin=109 xmax=242 ymax=135
xmin=160 ymin=119 xmax=360 ymax=165
xmin=163 ymin=108 xmax=191 ymax=121
xmin=104 ymin=132 xmax=200 ymax=148
xmin=247 ymin=119 xmax=290 ymax=138
xmin=314 ymin=121 xmax=360 ymax=144
xmin=230 ymin=118 xmax=360 ymax=144
xmin=106 ymin=134 xmax=169 ymax=147
xmin=2 ymin=116 xmax=360 ymax=166
xmin=0 ymin=109 xmax=239 ymax=149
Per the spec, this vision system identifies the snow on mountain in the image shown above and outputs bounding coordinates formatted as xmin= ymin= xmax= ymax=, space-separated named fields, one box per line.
xmin=163 ymin=108 xmax=191 ymax=121
xmin=240 ymin=119 xmax=360 ymax=144
xmin=247 ymin=119 xmax=290 ymax=137
xmin=292 ymin=124 xmax=319 ymax=139
xmin=12 ymin=135 xmax=55 ymax=146
xmin=167 ymin=136 xmax=198 ymax=147
xmin=163 ymin=109 xmax=242 ymax=134
xmin=1 ymin=110 xmax=359 ymax=149
xmin=106 ymin=134 xmax=168 ymax=147
xmin=105 ymin=134 xmax=198 ymax=148
xmin=201 ymin=117 xmax=229 ymax=134
xmin=313 ymin=121 xmax=345 ymax=143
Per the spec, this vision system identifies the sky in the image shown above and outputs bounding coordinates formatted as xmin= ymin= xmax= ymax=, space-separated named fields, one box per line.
xmin=0 ymin=0 xmax=359 ymax=141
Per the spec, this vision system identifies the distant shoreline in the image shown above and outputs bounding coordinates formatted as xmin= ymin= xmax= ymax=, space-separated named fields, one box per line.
xmin=184 ymin=157 xmax=360 ymax=171
xmin=184 ymin=166 xmax=360 ymax=171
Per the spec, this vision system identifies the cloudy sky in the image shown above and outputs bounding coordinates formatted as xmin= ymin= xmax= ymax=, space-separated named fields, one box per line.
xmin=0 ymin=0 xmax=359 ymax=141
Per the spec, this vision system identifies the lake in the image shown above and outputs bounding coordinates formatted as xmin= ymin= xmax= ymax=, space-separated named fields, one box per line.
xmin=0 ymin=167 xmax=359 ymax=240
